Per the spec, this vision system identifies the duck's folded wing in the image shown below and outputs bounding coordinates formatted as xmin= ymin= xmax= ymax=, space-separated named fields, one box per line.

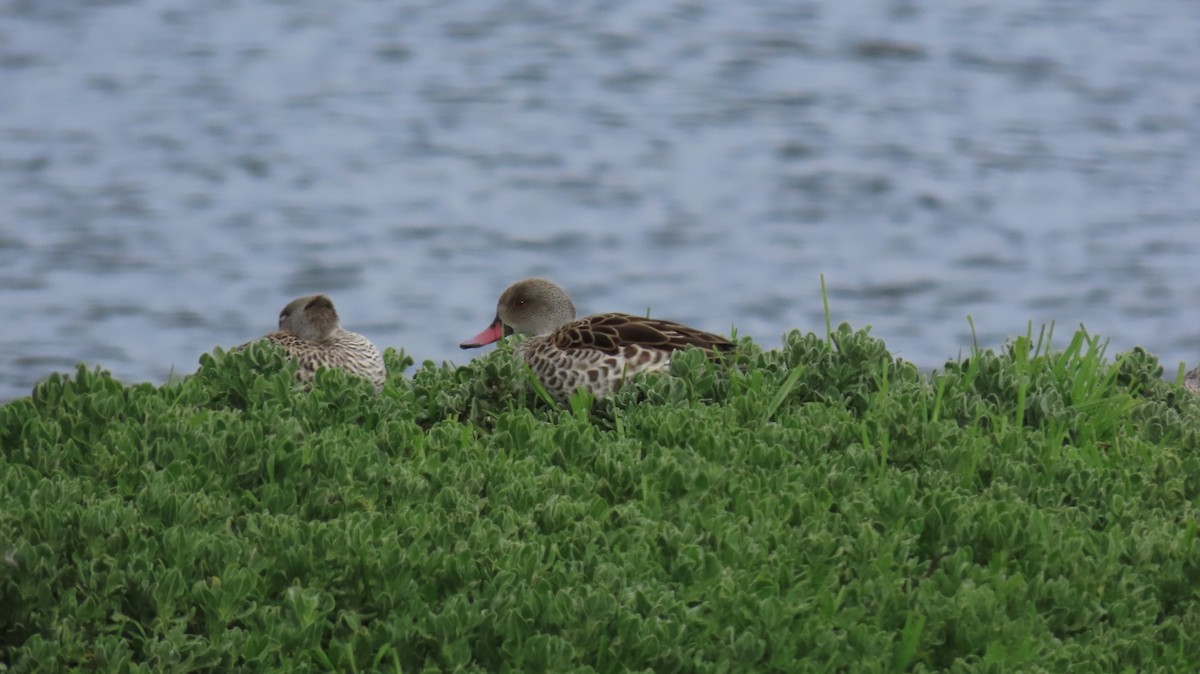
xmin=554 ymin=313 xmax=733 ymax=354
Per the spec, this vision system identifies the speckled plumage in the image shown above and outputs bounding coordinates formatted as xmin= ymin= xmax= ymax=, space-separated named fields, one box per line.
xmin=243 ymin=295 xmax=386 ymax=393
xmin=1185 ymin=366 xmax=1200 ymax=394
xmin=461 ymin=278 xmax=733 ymax=400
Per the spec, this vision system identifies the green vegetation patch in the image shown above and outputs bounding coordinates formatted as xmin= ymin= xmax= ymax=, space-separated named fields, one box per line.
xmin=2 ymin=328 xmax=1199 ymax=672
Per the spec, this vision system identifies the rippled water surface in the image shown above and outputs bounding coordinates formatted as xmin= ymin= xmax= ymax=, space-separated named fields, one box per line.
xmin=2 ymin=0 xmax=1198 ymax=401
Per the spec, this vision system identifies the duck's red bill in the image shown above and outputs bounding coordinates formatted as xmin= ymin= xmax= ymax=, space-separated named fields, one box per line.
xmin=460 ymin=317 xmax=505 ymax=349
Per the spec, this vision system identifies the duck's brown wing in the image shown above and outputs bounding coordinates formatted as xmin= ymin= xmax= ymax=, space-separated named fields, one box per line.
xmin=552 ymin=312 xmax=734 ymax=355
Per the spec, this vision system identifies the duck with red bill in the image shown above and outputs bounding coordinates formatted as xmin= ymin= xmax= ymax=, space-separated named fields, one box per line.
xmin=458 ymin=278 xmax=733 ymax=400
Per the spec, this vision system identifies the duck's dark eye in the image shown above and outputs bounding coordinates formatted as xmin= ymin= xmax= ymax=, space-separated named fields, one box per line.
xmin=515 ymin=299 xmax=526 ymax=309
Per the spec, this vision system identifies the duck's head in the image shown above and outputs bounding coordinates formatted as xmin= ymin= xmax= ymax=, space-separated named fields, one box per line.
xmin=460 ymin=278 xmax=577 ymax=348
xmin=278 ymin=294 xmax=340 ymax=342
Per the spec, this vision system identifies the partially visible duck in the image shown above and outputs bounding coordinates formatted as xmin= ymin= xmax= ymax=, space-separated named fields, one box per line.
xmin=241 ymin=294 xmax=386 ymax=393
xmin=1185 ymin=365 xmax=1199 ymax=394
xmin=460 ymin=278 xmax=733 ymax=399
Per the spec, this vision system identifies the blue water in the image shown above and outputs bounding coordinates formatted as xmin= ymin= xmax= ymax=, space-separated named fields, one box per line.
xmin=2 ymin=0 xmax=1198 ymax=401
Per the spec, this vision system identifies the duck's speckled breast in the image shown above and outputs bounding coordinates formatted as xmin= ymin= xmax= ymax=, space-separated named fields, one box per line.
xmin=264 ymin=329 xmax=386 ymax=392
xmin=518 ymin=337 xmax=672 ymax=399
